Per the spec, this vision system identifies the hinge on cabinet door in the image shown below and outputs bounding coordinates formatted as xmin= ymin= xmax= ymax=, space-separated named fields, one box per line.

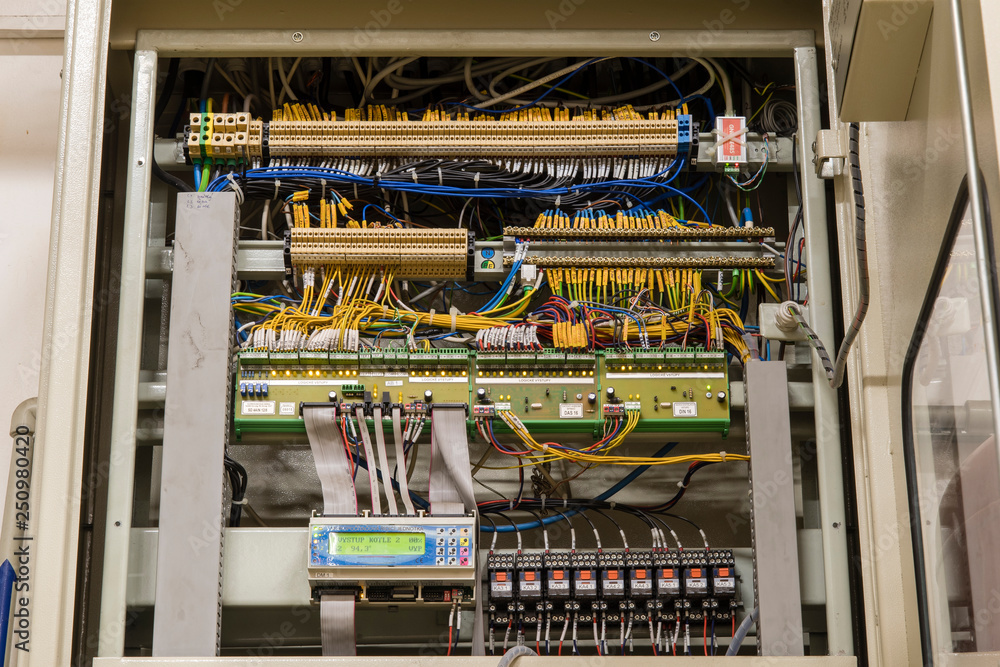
xmin=813 ymin=127 xmax=848 ymax=179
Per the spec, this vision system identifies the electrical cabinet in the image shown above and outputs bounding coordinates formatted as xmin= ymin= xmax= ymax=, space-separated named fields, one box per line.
xmin=15 ymin=1 xmax=1000 ymax=666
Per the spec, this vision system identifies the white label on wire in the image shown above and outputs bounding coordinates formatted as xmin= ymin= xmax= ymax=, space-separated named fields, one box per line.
xmin=672 ymin=402 xmax=698 ymax=417
xmin=559 ymin=403 xmax=584 ymax=419
xmin=241 ymin=401 xmax=276 ymax=415
xmin=385 ymin=380 xmax=403 ymax=387
xmin=279 ymin=402 xmax=296 ymax=415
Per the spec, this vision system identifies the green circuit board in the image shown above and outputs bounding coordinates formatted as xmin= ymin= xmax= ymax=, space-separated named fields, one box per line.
xmin=233 ymin=348 xmax=729 ymax=437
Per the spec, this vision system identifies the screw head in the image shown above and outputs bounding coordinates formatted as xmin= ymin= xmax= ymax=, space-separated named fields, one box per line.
xmin=649 ymin=31 xmax=660 ymax=42
xmin=291 ymin=31 xmax=304 ymax=42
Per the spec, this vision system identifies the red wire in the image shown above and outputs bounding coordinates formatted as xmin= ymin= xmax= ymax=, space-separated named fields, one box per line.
xmin=447 ymin=626 xmax=453 ymax=656
xmin=338 ymin=417 xmax=358 ymax=513
xmin=704 ymin=617 xmax=708 ymax=656
xmin=558 ymin=641 xmax=563 ymax=656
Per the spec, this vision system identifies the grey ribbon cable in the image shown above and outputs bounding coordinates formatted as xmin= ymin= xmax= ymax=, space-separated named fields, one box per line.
xmin=303 ymin=406 xmax=359 ymax=656
xmin=392 ymin=407 xmax=416 ymax=515
xmin=320 ymin=593 xmax=357 ymax=656
xmin=302 ymin=406 xmax=356 ymax=515
xmin=372 ymin=406 xmax=399 ymax=515
xmin=428 ymin=406 xmax=476 ymax=514
xmin=354 ymin=406 xmax=382 ymax=515
xmin=428 ymin=406 xmax=483 ymax=654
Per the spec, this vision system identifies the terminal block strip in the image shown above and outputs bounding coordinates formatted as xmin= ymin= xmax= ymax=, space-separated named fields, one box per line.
xmin=505 ymin=255 xmax=775 ymax=269
xmin=186 ymin=112 xmax=694 ymax=164
xmin=287 ymin=228 xmax=474 ymax=280
xmin=503 ymin=226 xmax=775 ymax=240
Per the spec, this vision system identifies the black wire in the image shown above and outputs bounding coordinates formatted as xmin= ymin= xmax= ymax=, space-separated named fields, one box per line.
xmin=199 ymin=58 xmax=216 ymax=105
xmin=481 ymin=513 xmax=497 ymax=550
xmin=589 ymin=508 xmax=624 ymax=548
xmin=155 ymin=58 xmax=179 ymax=123
xmin=575 ymin=510 xmax=600 ymax=550
xmin=900 ymin=174 xmax=988 ymax=667
xmin=497 ymin=512 xmax=522 ymax=551
xmin=548 ymin=508 xmax=575 ymax=551
xmin=223 ymin=453 xmax=248 ymax=526
xmin=152 ymin=155 xmax=194 ymax=192
xmin=523 ymin=508 xmax=546 ymax=546
xmin=658 ymin=512 xmax=706 ymax=547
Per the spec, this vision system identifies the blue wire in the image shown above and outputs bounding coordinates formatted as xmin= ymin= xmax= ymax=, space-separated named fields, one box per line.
xmin=684 ymin=94 xmax=715 ymax=122
xmin=479 ymin=442 xmax=678 ymax=532
xmin=623 ymin=57 xmax=686 ymax=102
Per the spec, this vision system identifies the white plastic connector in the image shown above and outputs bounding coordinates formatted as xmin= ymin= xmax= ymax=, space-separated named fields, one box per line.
xmin=774 ymin=300 xmax=801 ymax=333
xmin=758 ymin=302 xmax=808 ymax=342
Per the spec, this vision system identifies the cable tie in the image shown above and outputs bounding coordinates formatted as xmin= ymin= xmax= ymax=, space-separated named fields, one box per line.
xmin=428 ymin=309 xmax=436 ymax=322
xmin=541 ymin=444 xmax=549 ymax=453
xmin=226 ymin=173 xmax=245 ymax=204
xmin=554 ymin=195 xmax=561 ymax=207
xmin=232 ymin=497 xmax=248 ymax=505
xmin=273 ymin=178 xmax=280 ymax=200
xmin=474 ymin=172 xmax=480 ymax=188
xmin=719 ymin=450 xmax=727 ymax=461
xmin=677 ymin=480 xmax=686 ymax=488
xmin=508 ymin=500 xmax=515 ymax=510
xmin=540 ymin=494 xmax=547 ymax=511
xmin=411 ymin=169 xmax=418 ymax=183
xmin=438 ymin=167 xmax=443 ymax=186
xmin=563 ymin=499 xmax=568 ymax=508
xmin=609 ymin=500 xmax=616 ymax=509
xmin=449 ymin=306 xmax=459 ymax=333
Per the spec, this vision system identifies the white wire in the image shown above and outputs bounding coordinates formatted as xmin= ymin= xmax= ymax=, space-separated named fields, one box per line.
xmin=464 ymin=57 xmax=489 ymax=100
xmin=487 ymin=58 xmax=558 ymax=98
xmin=480 ymin=58 xmax=610 ymax=109
xmin=706 ymin=57 xmax=733 ymax=115
xmin=361 ymin=56 xmax=421 ymax=106
xmin=277 ymin=57 xmax=301 ymax=105
xmin=214 ymin=62 xmax=248 ymax=99
xmin=351 ymin=57 xmax=369 ymax=87
xmin=267 ymin=57 xmax=276 ymax=109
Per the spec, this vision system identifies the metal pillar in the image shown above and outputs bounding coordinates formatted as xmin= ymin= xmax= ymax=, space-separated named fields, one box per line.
xmin=25 ymin=1 xmax=113 ymax=664
xmin=794 ymin=46 xmax=854 ymax=655
xmin=96 ymin=48 xmax=158 ymax=658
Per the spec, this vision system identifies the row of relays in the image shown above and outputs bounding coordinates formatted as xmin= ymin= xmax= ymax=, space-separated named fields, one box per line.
xmin=487 ymin=548 xmax=738 ymax=631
